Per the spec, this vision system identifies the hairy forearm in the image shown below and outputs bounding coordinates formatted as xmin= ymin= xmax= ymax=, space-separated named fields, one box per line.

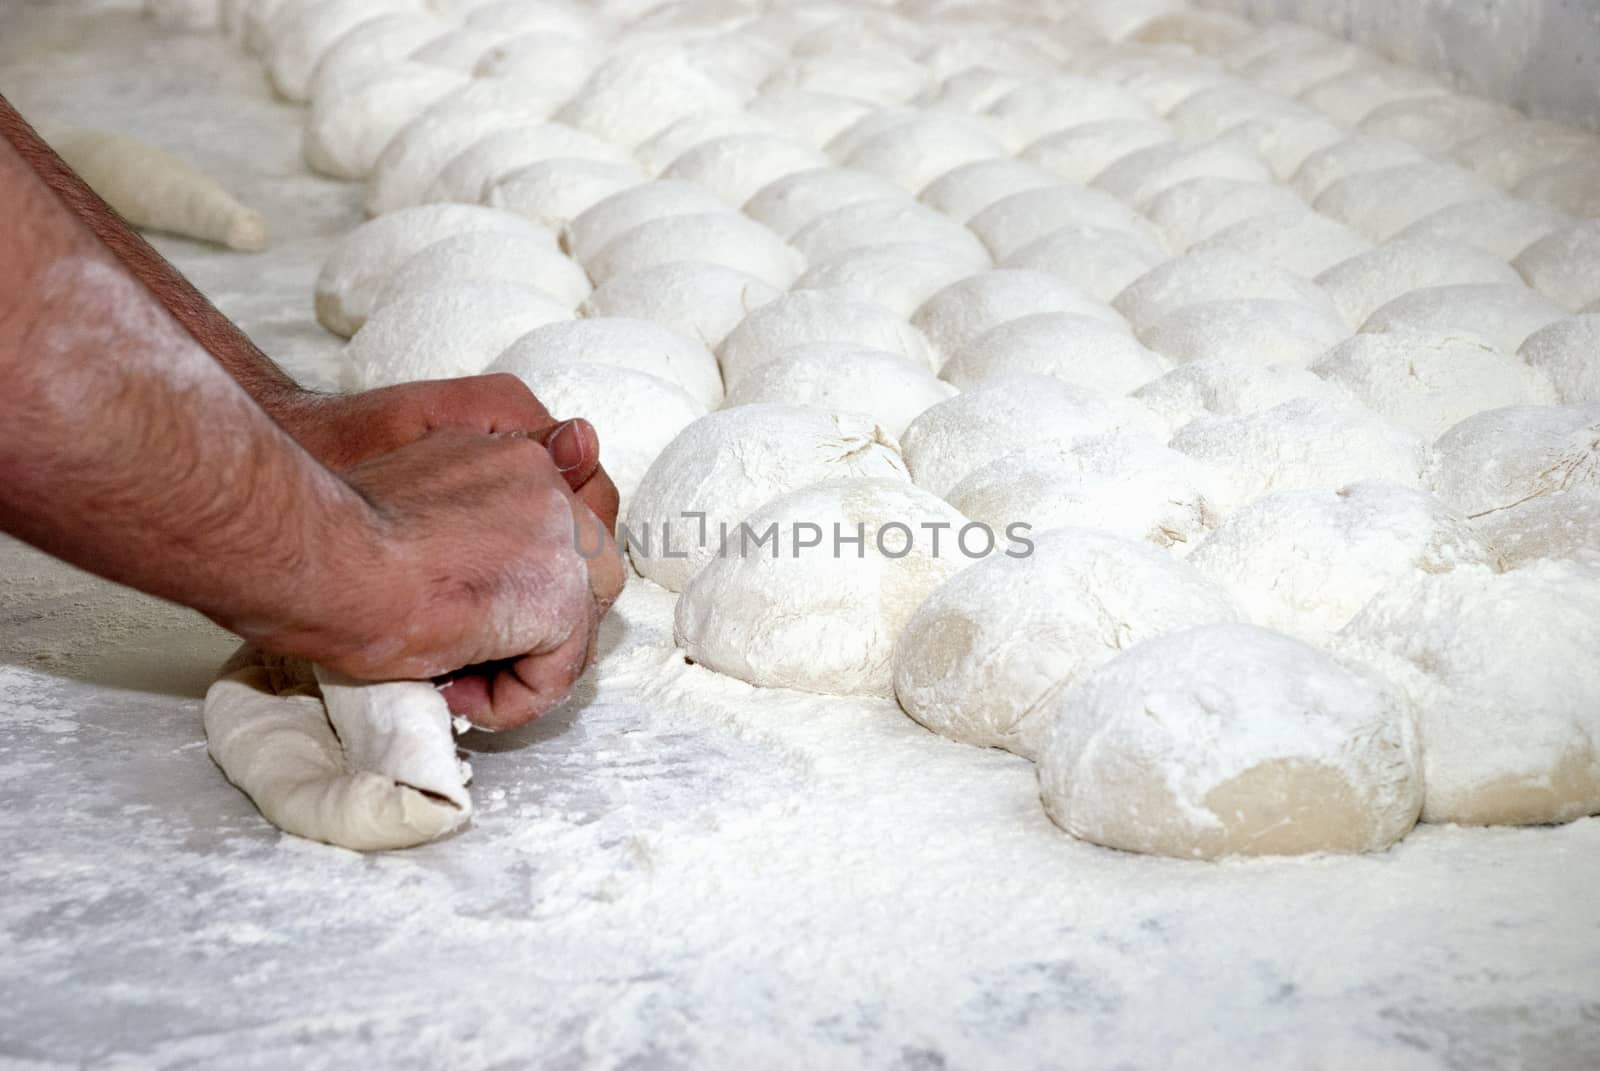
xmin=0 ymin=93 xmax=305 ymax=411
xmin=0 ymin=123 xmax=383 ymax=661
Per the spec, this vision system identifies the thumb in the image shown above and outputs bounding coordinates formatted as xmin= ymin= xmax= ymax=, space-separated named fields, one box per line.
xmin=527 ymin=417 xmax=601 ymax=491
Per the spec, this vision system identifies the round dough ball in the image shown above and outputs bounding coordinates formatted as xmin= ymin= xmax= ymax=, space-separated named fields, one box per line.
xmin=1289 ymin=133 xmax=1425 ymax=202
xmin=790 ymin=197 xmax=992 ymax=267
xmin=1423 ymin=403 xmax=1600 ymax=518
xmin=759 ymin=47 xmax=931 ymax=106
xmin=941 ymin=312 xmax=1167 ymax=395
xmin=1359 ymin=93 xmax=1519 ymax=154
xmin=425 ymin=122 xmax=634 ymax=205
xmin=266 ymin=0 xmax=415 ymax=103
xmin=1313 ymin=330 xmax=1556 ymax=439
xmin=1513 ymin=223 xmax=1600 ymax=312
xmin=1361 ymin=283 xmax=1567 ymax=353
xmin=723 ymin=344 xmax=955 ymax=437
xmin=893 ymin=527 xmax=1239 ymax=759
xmin=306 ymin=13 xmax=447 ymax=106
xmin=584 ymin=212 xmax=804 ymax=289
xmin=983 ymin=77 xmax=1156 ymax=151
xmin=1002 ymin=225 xmax=1169 ymax=304
xmin=1133 ymin=357 xmax=1355 ymax=433
xmin=371 ymin=231 xmax=590 ymax=314
xmin=917 ymin=159 xmax=1058 ymax=223
xmin=1299 ymin=63 xmax=1445 ymax=124
xmin=676 ymin=478 xmax=973 ymax=697
xmin=1314 ymin=160 xmax=1500 ymax=242
xmin=1454 ymin=120 xmax=1600 ymax=189
xmin=967 ymin=184 xmax=1157 ymax=261
xmin=746 ymin=89 xmax=876 ymax=150
xmin=902 ymin=374 xmax=1162 ymax=496
xmin=1338 ymin=561 xmax=1600 ymax=825
xmin=579 ymin=262 xmax=781 ymax=350
xmin=912 ymin=269 xmax=1127 ymax=364
xmin=314 ymin=204 xmax=555 ymax=337
xmin=1515 ymin=157 xmax=1600 ymax=219
xmin=486 ymin=157 xmax=647 ymax=233
xmin=661 ymin=134 xmax=830 ymax=206
xmin=633 ymin=111 xmax=782 ymax=176
xmin=947 ymin=432 xmax=1225 ymax=551
xmin=1188 ymin=480 xmax=1498 ymax=642
xmin=485 ymin=360 xmax=706 ymax=508
xmin=741 ymin=166 xmax=907 ymax=238
xmin=1171 ymin=397 xmax=1426 ymax=509
xmin=1018 ymin=118 xmax=1175 ymax=186
xmin=1092 ymin=140 xmax=1273 ymax=208
xmin=562 ymin=180 xmax=729 ymax=266
xmin=303 ymin=63 xmax=467 ymax=181
xmin=1139 ymin=298 xmax=1348 ymax=369
xmin=1392 ymin=198 xmax=1569 ymax=261
xmin=342 ymin=281 xmax=572 ymax=389
xmin=1315 ymin=237 xmax=1524 ymax=327
xmin=555 ymin=48 xmax=747 ymax=147
xmin=1187 ymin=211 xmax=1372 ymax=280
xmin=1471 ymin=489 xmax=1600 ymax=569
xmin=1212 ymin=110 xmax=1346 ymax=181
xmin=471 ymin=32 xmax=601 ymax=103
xmin=1038 ymin=623 xmax=1422 ymax=858
xmin=716 ymin=288 xmax=938 ymax=389
xmin=489 ymin=316 xmax=723 ymax=408
xmin=842 ymin=114 xmax=1008 ymax=192
xmin=1114 ymin=249 xmax=1341 ymax=333
xmin=791 ymin=242 xmax=982 ymax=318
xmin=1141 ymin=177 xmax=1306 ymax=251
xmin=1519 ymin=315 xmax=1600 ymax=404
xmin=625 ymin=405 xmax=910 ymax=591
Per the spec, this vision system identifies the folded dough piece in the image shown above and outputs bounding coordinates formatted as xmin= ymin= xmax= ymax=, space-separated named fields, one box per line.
xmin=52 ymin=129 xmax=268 ymax=252
xmin=204 ymin=648 xmax=471 ymax=851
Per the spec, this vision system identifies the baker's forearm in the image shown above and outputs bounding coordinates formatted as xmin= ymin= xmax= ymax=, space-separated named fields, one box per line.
xmin=0 ymin=93 xmax=305 ymax=411
xmin=0 ymin=125 xmax=382 ymax=659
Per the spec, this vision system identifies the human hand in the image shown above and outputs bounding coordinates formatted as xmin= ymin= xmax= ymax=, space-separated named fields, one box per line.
xmin=310 ymin=428 xmax=625 ymax=730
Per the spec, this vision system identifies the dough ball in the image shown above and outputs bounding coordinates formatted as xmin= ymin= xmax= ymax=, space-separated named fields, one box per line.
xmin=1114 ymin=248 xmax=1340 ymax=334
xmin=265 ymin=0 xmax=415 ymax=103
xmin=1313 ymin=330 xmax=1556 ymax=439
xmin=912 ymin=269 xmax=1127 ymax=364
xmin=746 ymin=89 xmax=876 ymax=149
xmin=1454 ymin=120 xmax=1600 ymax=188
xmin=1359 ymin=93 xmax=1520 ymax=154
xmin=315 ymin=204 xmax=553 ymax=337
xmin=489 ymin=316 xmax=723 ymax=408
xmin=661 ymin=134 xmax=830 ymax=206
xmin=967 ymin=184 xmax=1157 ymax=261
xmin=1392 ymin=198 xmax=1569 ymax=261
xmin=941 ymin=312 xmax=1167 ymax=395
xmin=790 ymin=197 xmax=992 ymax=267
xmin=917 ymin=159 xmax=1058 ymax=223
xmin=1338 ymin=561 xmax=1600 ymax=825
xmin=1091 ymin=140 xmax=1273 ymax=208
xmin=717 ymin=288 xmax=938 ymax=389
xmin=1471 ymin=489 xmax=1600 ymax=570
xmin=1189 ymin=481 xmax=1497 ymax=642
xmin=425 ymin=122 xmax=634 ymax=205
xmin=1133 ymin=357 xmax=1355 ymax=433
xmin=485 ymin=360 xmax=706 ymax=508
xmin=1314 ymin=237 xmax=1523 ymax=326
xmin=723 ymin=344 xmax=955 ymax=437
xmin=1289 ymin=133 xmax=1425 ymax=202
xmin=584 ymin=212 xmax=804 ymax=289
xmin=1018 ymin=118 xmax=1175 ymax=185
xmin=1139 ymin=298 xmax=1348 ymax=369
xmin=1424 ymin=404 xmax=1600 ymax=518
xmin=303 ymin=64 xmax=467 ymax=181
xmin=983 ymin=77 xmax=1156 ymax=151
xmin=893 ymin=527 xmax=1239 ymax=759
xmin=1314 ymin=160 xmax=1500 ymax=241
xmin=1038 ymin=623 xmax=1422 ymax=858
xmin=791 ymin=242 xmax=982 ymax=318
xmin=1513 ymin=223 xmax=1600 ymax=312
xmin=676 ymin=479 xmax=973 ymax=697
xmin=1128 ymin=9 xmax=1255 ymax=53
xmin=1212 ymin=110 xmax=1346 ymax=180
xmin=579 ymin=262 xmax=781 ymax=350
xmin=371 ymin=231 xmax=590 ymax=315
xmin=486 ymin=157 xmax=647 ymax=233
xmin=1515 ymin=157 xmax=1600 ymax=219
xmin=1171 ymin=397 xmax=1426 ymax=509
xmin=472 ymin=33 xmax=601 ymax=103
xmin=1001 ymin=225 xmax=1169 ymax=304
xmin=902 ymin=374 xmax=1161 ymax=496
xmin=947 ymin=432 xmax=1225 ymax=552
xmin=760 ymin=47 xmax=931 ymax=106
xmin=562 ymin=179 xmax=728 ymax=266
xmin=306 ymin=13 xmax=447 ymax=105
xmin=1299 ymin=63 xmax=1445 ymax=125
xmin=841 ymin=114 xmax=1007 ymax=192
xmin=342 ymin=281 xmax=572 ymax=389
xmin=1362 ymin=283 xmax=1568 ymax=354
xmin=1518 ymin=316 xmax=1600 ymax=404
xmin=1166 ymin=84 xmax=1308 ymax=142
xmin=556 ymin=49 xmax=747 ymax=146
xmin=1142 ymin=176 xmax=1306 ymax=251
xmin=633 ymin=110 xmax=782 ymax=176
xmin=625 ymin=405 xmax=909 ymax=591
xmin=741 ymin=166 xmax=907 ymax=238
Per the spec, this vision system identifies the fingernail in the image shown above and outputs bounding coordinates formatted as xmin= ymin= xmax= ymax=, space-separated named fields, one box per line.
xmin=549 ymin=419 xmax=583 ymax=473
